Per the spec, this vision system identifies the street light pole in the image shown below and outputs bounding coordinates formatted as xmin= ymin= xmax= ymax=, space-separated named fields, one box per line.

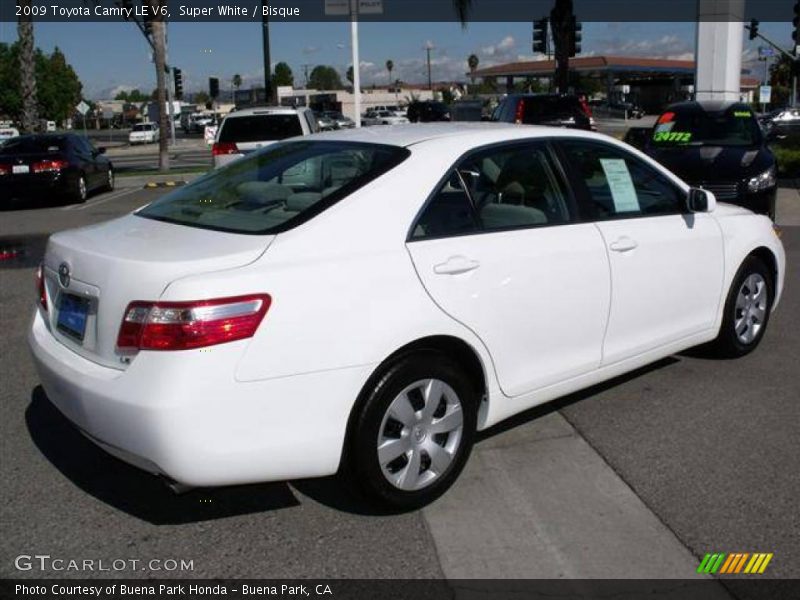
xmin=351 ymin=1 xmax=361 ymax=128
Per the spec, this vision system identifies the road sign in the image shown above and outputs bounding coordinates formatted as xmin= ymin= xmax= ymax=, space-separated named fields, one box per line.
xmin=76 ymin=100 xmax=90 ymax=116
xmin=358 ymin=0 xmax=383 ymax=14
xmin=324 ymin=0 xmax=383 ymax=15
xmin=324 ymin=0 xmax=349 ymax=15
xmin=760 ymin=85 xmax=772 ymax=104
xmin=758 ymin=46 xmax=775 ymax=58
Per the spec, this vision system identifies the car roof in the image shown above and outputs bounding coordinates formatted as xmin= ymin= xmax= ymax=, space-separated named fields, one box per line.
xmin=664 ymin=100 xmax=750 ymax=113
xmin=505 ymin=93 xmax=577 ymax=99
xmin=227 ymin=106 xmax=307 ymax=117
xmin=303 ymin=122 xmax=614 ymax=148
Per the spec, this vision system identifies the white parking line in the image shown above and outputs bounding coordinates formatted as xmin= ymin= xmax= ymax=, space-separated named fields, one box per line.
xmin=60 ymin=188 xmax=139 ymax=211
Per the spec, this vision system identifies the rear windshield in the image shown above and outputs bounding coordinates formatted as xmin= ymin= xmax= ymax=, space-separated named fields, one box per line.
xmin=219 ymin=115 xmax=303 ymax=143
xmin=132 ymin=124 xmax=153 ymax=132
xmin=523 ymin=97 xmax=583 ymax=121
xmin=652 ymin=106 xmax=761 ymax=147
xmin=137 ymin=141 xmax=410 ymax=234
xmin=0 ymin=136 xmax=66 ymax=154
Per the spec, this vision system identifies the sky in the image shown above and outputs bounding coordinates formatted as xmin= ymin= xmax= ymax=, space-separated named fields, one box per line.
xmin=0 ymin=20 xmax=791 ymax=99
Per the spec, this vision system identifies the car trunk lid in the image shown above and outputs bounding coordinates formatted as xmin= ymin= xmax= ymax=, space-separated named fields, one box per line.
xmin=42 ymin=214 xmax=274 ymax=369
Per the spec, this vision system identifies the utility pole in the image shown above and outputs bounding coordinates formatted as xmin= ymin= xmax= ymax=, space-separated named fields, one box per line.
xmin=351 ymin=3 xmax=361 ymax=127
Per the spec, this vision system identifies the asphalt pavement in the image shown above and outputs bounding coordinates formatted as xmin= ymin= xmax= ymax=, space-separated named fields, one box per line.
xmin=0 ymin=185 xmax=797 ymax=587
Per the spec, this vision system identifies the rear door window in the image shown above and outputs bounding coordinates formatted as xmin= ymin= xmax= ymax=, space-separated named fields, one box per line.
xmin=219 ymin=115 xmax=303 ymax=143
xmin=411 ymin=142 xmax=574 ymax=239
xmin=137 ymin=141 xmax=409 ymax=234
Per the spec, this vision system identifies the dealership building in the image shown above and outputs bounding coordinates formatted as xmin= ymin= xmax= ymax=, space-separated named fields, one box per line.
xmin=468 ymin=55 xmax=762 ymax=113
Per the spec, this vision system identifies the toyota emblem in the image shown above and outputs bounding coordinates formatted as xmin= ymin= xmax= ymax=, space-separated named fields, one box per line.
xmin=58 ymin=262 xmax=71 ymax=288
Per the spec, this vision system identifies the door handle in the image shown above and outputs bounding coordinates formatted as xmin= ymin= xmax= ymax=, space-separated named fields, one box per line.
xmin=609 ymin=237 xmax=638 ymax=253
xmin=433 ymin=256 xmax=480 ymax=275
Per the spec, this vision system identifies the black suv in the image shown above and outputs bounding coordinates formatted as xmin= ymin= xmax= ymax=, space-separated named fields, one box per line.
xmin=491 ymin=94 xmax=593 ymax=130
xmin=406 ymin=101 xmax=451 ymax=123
xmin=645 ymin=101 xmax=777 ymax=219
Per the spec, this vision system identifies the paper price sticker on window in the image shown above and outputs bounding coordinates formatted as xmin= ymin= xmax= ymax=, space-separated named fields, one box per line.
xmin=600 ymin=158 xmax=640 ymax=213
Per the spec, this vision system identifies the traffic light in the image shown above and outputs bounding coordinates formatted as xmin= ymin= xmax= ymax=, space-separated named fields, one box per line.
xmin=749 ymin=18 xmax=759 ymax=41
xmin=209 ymin=77 xmax=219 ymax=99
xmin=173 ymin=68 xmax=183 ymax=100
xmin=532 ymin=18 xmax=548 ymax=54
xmin=569 ymin=16 xmax=582 ymax=57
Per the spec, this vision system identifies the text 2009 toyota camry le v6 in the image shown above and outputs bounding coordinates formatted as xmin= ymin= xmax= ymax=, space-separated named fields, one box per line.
xmin=29 ymin=124 xmax=785 ymax=508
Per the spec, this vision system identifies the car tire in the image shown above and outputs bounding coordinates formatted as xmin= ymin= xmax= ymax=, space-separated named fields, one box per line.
xmin=72 ymin=174 xmax=88 ymax=203
xmin=348 ymin=351 xmax=477 ymax=509
xmin=710 ymin=255 xmax=774 ymax=358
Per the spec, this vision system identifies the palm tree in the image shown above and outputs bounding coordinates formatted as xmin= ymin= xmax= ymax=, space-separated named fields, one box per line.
xmin=386 ymin=60 xmax=394 ymax=86
xmin=468 ymin=53 xmax=479 ymax=94
xmin=17 ymin=0 xmax=38 ymax=133
xmin=232 ymin=73 xmax=242 ymax=103
xmin=452 ymin=0 xmax=472 ymax=26
xmin=148 ymin=1 xmax=169 ymax=171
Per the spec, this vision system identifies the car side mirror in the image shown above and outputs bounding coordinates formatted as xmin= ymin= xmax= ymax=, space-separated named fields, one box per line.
xmin=687 ymin=188 xmax=716 ymax=213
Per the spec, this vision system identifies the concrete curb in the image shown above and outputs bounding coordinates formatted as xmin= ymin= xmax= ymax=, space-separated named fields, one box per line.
xmin=116 ymin=172 xmax=203 ymax=189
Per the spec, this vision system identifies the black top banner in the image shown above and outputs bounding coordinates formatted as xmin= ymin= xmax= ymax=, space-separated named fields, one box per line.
xmin=0 ymin=0 xmax=794 ymax=23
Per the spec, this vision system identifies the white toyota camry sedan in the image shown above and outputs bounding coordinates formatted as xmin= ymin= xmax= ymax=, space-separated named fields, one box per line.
xmin=29 ymin=124 xmax=786 ymax=508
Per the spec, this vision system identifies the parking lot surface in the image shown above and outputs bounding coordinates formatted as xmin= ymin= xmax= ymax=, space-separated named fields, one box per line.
xmin=1 ymin=185 xmax=797 ymax=585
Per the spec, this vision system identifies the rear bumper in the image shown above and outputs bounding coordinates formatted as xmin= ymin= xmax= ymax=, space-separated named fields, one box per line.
xmin=0 ymin=173 xmax=71 ymax=200
xmin=28 ymin=308 xmax=371 ymax=487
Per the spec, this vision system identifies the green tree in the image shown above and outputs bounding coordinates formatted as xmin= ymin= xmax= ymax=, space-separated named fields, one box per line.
xmin=308 ymin=65 xmax=343 ymax=90
xmin=128 ymin=89 xmax=147 ymax=102
xmin=0 ymin=42 xmax=82 ymax=127
xmin=273 ymin=62 xmax=294 ymax=87
xmin=114 ymin=90 xmax=129 ymax=101
xmin=36 ymin=46 xmax=82 ymax=124
xmin=232 ymin=73 xmax=242 ymax=90
xmin=0 ymin=43 xmax=21 ymax=120
xmin=346 ymin=65 xmax=354 ymax=86
xmin=193 ymin=91 xmax=211 ymax=109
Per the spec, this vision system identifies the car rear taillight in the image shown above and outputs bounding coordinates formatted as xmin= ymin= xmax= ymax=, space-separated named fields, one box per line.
xmin=0 ymin=164 xmax=10 ymax=176
xmin=116 ymin=294 xmax=270 ymax=352
xmin=212 ymin=142 xmax=238 ymax=156
xmin=579 ymin=97 xmax=592 ymax=119
xmin=514 ymin=100 xmax=526 ymax=125
xmin=32 ymin=159 xmax=69 ymax=173
xmin=36 ymin=263 xmax=47 ymax=311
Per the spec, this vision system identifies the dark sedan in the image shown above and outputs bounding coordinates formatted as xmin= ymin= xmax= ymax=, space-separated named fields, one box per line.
xmin=645 ymin=101 xmax=777 ymax=220
xmin=0 ymin=133 xmax=114 ymax=204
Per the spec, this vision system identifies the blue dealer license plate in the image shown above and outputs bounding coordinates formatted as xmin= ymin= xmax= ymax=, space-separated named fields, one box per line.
xmin=57 ymin=294 xmax=89 ymax=341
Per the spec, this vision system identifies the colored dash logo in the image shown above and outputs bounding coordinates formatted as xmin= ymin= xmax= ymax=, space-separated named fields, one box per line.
xmin=698 ymin=552 xmax=773 ymax=574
